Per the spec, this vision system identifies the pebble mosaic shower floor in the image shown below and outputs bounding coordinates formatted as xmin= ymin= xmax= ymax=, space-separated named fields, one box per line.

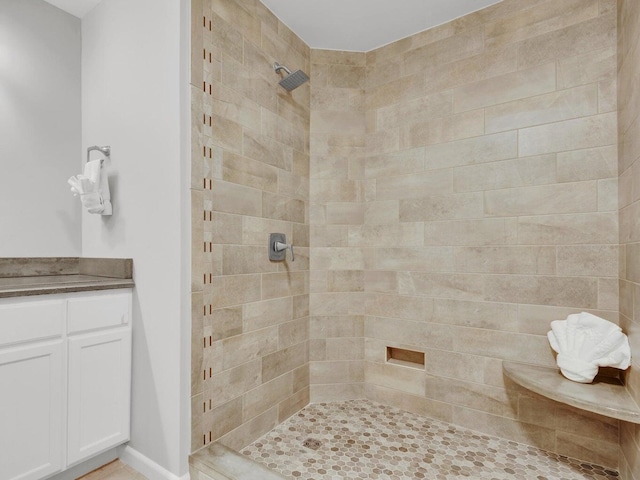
xmin=242 ymin=400 xmax=619 ymax=480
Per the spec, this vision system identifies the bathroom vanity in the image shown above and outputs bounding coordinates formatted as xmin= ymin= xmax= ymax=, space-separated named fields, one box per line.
xmin=0 ymin=258 xmax=134 ymax=480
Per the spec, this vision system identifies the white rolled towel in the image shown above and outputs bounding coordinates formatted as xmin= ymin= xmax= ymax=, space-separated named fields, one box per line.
xmin=68 ymin=176 xmax=83 ymax=196
xmin=547 ymin=312 xmax=631 ymax=383
xmin=80 ymin=192 xmax=104 ymax=214
xmin=68 ymin=160 xmax=101 ymax=195
xmin=67 ymin=159 xmax=110 ymax=214
xmin=83 ymin=159 xmax=102 ymax=184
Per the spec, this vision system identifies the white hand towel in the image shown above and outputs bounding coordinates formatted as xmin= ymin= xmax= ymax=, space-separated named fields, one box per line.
xmin=547 ymin=312 xmax=631 ymax=383
xmin=84 ymin=159 xmax=102 ymax=185
xmin=78 ymin=175 xmax=98 ymax=194
xmin=67 ymin=176 xmax=82 ymax=196
xmin=80 ymin=192 xmax=104 ymax=214
xmin=97 ymin=162 xmax=112 ymax=215
xmin=67 ymin=159 xmax=110 ymax=214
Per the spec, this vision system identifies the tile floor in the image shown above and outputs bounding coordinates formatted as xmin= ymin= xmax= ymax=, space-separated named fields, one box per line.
xmin=78 ymin=460 xmax=147 ymax=480
xmin=242 ymin=400 xmax=620 ymax=480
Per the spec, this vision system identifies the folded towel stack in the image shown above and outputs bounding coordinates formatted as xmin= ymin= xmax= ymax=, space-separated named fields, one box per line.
xmin=68 ymin=160 xmax=112 ymax=215
xmin=547 ymin=312 xmax=631 ymax=383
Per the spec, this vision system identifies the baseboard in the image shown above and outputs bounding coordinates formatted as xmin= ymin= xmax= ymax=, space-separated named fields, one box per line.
xmin=118 ymin=445 xmax=190 ymax=480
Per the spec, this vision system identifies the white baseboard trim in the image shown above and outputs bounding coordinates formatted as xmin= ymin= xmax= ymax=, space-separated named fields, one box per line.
xmin=118 ymin=445 xmax=190 ymax=480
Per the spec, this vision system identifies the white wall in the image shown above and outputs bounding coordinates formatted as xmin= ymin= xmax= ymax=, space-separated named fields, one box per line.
xmin=81 ymin=0 xmax=190 ymax=477
xmin=0 ymin=0 xmax=81 ymax=257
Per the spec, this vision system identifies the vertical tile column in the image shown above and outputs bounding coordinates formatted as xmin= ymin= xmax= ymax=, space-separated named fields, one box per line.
xmin=309 ymin=50 xmax=367 ymax=401
xmin=190 ymin=0 xmax=311 ymax=453
xmin=618 ymin=0 xmax=640 ymax=478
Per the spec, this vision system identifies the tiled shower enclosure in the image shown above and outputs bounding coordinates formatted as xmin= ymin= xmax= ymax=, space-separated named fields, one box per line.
xmin=190 ymin=0 xmax=640 ymax=478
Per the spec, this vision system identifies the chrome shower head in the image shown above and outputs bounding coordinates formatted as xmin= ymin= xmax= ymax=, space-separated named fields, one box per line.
xmin=273 ymin=62 xmax=309 ymax=91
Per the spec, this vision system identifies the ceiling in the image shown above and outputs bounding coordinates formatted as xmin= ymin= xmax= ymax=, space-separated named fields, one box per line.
xmin=42 ymin=0 xmax=102 ymax=17
xmin=260 ymin=0 xmax=503 ymax=52
xmin=42 ymin=0 xmax=503 ymax=52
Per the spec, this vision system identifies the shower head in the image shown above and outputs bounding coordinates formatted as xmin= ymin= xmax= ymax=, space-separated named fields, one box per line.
xmin=273 ymin=62 xmax=309 ymax=91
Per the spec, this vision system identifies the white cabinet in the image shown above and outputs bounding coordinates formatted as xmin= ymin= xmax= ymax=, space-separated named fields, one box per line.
xmin=0 ymin=290 xmax=132 ymax=480
xmin=0 ymin=341 xmax=64 ymax=480
xmin=67 ymin=328 xmax=131 ymax=465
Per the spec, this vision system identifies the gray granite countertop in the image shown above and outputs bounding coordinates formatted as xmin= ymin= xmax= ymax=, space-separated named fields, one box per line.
xmin=0 ymin=258 xmax=134 ymax=298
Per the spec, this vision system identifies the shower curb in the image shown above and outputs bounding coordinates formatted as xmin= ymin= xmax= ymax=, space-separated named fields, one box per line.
xmin=190 ymin=442 xmax=287 ymax=480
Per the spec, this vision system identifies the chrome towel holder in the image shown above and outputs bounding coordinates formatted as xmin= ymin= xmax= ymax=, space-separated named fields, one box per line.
xmin=87 ymin=145 xmax=111 ymax=163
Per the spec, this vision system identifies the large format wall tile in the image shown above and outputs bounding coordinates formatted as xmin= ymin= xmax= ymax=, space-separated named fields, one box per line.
xmin=423 ymin=131 xmax=518 ymax=170
xmin=517 ymin=13 xmax=616 ymax=68
xmin=453 ymin=63 xmax=557 ymax=113
xmin=483 ymin=181 xmax=598 ymax=216
xmin=484 ymin=84 xmax=598 ymax=134
xmin=484 ymin=0 xmax=600 ymax=47
xmin=453 ymin=155 xmax=557 ymax=192
xmin=518 ymin=112 xmax=617 ymax=156
xmin=557 ymin=47 xmax=616 ymax=90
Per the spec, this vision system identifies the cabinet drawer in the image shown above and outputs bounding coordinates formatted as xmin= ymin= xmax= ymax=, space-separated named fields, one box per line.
xmin=0 ymin=300 xmax=65 ymax=347
xmin=67 ymin=293 xmax=130 ymax=334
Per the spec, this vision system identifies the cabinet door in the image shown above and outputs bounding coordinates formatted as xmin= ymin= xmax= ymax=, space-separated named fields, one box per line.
xmin=0 ymin=341 xmax=63 ymax=480
xmin=67 ymin=327 xmax=131 ymax=466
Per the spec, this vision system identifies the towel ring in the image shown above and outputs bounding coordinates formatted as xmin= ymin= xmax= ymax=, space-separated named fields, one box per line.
xmin=87 ymin=145 xmax=111 ymax=163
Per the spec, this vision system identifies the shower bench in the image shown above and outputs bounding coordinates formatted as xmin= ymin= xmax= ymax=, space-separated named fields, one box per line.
xmin=503 ymin=361 xmax=640 ymax=424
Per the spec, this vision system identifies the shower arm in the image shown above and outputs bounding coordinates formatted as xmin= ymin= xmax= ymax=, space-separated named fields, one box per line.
xmin=273 ymin=62 xmax=292 ymax=75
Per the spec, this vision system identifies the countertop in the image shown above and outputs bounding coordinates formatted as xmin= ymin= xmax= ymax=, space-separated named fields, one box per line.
xmin=0 ymin=257 xmax=134 ymax=298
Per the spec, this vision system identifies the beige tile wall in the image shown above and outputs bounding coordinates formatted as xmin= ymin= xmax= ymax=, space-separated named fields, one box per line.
xmin=190 ymin=0 xmax=310 ymax=453
xmin=310 ymin=0 xmax=620 ymax=469
xmin=618 ymin=0 xmax=640 ymax=478
xmin=309 ymin=50 xmax=367 ymax=401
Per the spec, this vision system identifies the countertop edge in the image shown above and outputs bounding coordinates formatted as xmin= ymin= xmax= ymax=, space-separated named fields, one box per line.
xmin=0 ymin=279 xmax=135 ymax=299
